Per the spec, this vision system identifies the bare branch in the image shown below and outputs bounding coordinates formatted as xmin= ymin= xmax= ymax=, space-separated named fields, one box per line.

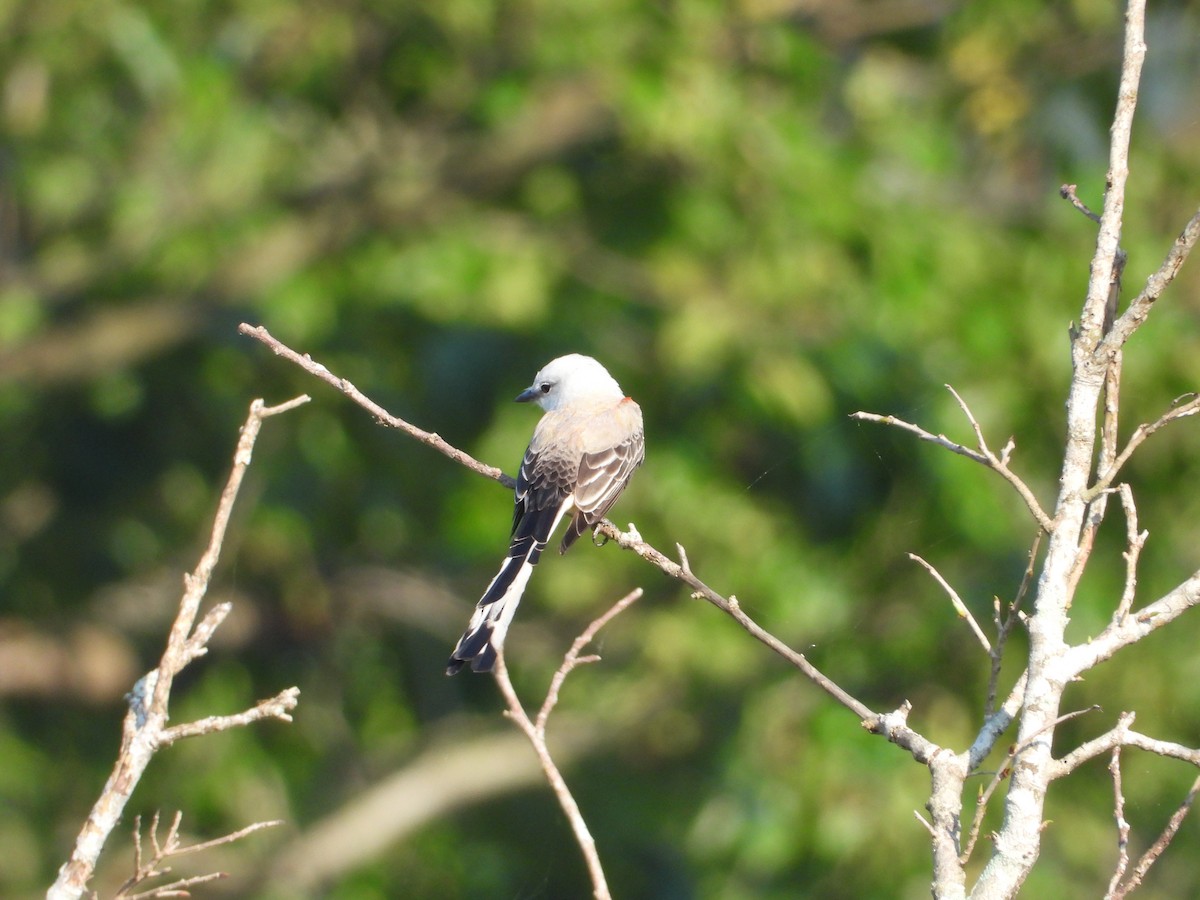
xmin=1111 ymin=773 xmax=1200 ymax=900
xmin=1052 ymin=719 xmax=1200 ymax=779
xmin=913 ymin=809 xmax=937 ymax=838
xmin=849 ymin=409 xmax=987 ymax=461
xmin=944 ymin=384 xmax=989 ymax=451
xmin=264 ymin=723 xmax=613 ymax=893
xmin=1103 ymin=205 xmax=1200 ymax=356
xmin=970 ymin=670 xmax=1028 ymax=773
xmin=1087 ymin=393 xmax=1200 ymax=499
xmin=1064 ymin=567 xmax=1200 ymax=679
xmin=1059 ymin=183 xmax=1102 ymax=223
xmin=168 ymin=819 xmax=283 ymax=858
xmin=239 ymin=323 xmax=513 ymax=488
xmin=159 ymin=687 xmax=301 ymax=745
xmin=598 ymin=523 xmax=884 ymax=726
xmin=149 ymin=395 xmax=310 ymax=722
xmin=537 ymin=589 xmax=643 ymax=732
xmin=1104 ymin=715 xmax=1135 ymax=900
xmin=490 ymin=592 xmax=646 ymax=900
xmin=909 ymin=553 xmax=990 ymax=653
xmin=121 ymin=871 xmax=226 ymax=899
xmin=179 ymin=602 xmax=232 ymax=667
xmin=48 ymin=397 xmax=307 ymax=900
xmin=851 ymin=385 xmax=1053 ymax=532
xmin=985 ymin=534 xmax=1039 ymax=721
xmin=1075 ymin=0 xmax=1145 ymax=351
xmin=1113 ymin=484 xmax=1148 ymax=623
xmin=113 ymin=811 xmax=281 ymax=900
xmin=975 ymin=6 xmax=1151 ymax=892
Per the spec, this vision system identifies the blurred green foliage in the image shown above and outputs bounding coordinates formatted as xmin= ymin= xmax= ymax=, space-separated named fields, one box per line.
xmin=4 ymin=0 xmax=1200 ymax=897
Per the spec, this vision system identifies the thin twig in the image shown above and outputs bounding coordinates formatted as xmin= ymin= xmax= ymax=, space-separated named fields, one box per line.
xmin=1060 ymin=184 xmax=1103 ymax=224
xmin=537 ymin=589 xmax=643 ymax=732
xmin=909 ymin=553 xmax=990 ymax=653
xmin=1086 ymin=393 xmax=1200 ymax=500
xmin=491 ymin=592 xmax=644 ymax=900
xmin=1052 ymin=721 xmax=1200 ymax=778
xmin=1103 ymin=205 xmax=1200 ymax=356
xmin=913 ymin=809 xmax=937 ymax=838
xmin=1017 ymin=706 xmax=1102 ymax=764
xmin=159 ymin=687 xmax=301 ymax=744
xmin=1103 ymin=714 xmax=1135 ymax=900
xmin=169 ymin=819 xmax=283 ymax=857
xmin=1113 ymin=773 xmax=1200 ymax=899
xmin=1113 ymin=484 xmax=1148 ymax=623
xmin=238 ymin=323 xmax=513 ymax=488
xmin=960 ymin=759 xmax=1010 ymax=865
xmin=113 ymin=811 xmax=282 ymax=899
xmin=985 ymin=534 xmax=1040 ymax=720
xmin=602 ymin=529 xmax=879 ymax=723
xmin=851 ymin=384 xmax=1053 ymax=532
xmin=121 ymin=871 xmax=226 ymax=899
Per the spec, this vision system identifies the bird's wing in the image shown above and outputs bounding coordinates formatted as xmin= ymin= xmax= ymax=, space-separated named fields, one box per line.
xmin=477 ymin=428 xmax=578 ymax=607
xmin=560 ymin=400 xmax=644 ymax=552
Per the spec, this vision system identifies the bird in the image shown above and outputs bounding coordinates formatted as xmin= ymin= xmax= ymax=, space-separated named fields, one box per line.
xmin=447 ymin=354 xmax=645 ymax=674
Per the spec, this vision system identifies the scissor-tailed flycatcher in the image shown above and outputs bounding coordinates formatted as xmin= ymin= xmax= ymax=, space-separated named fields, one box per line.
xmin=447 ymin=354 xmax=645 ymax=674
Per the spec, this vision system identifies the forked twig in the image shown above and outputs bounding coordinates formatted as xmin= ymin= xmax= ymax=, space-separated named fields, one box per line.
xmin=536 ymin=589 xmax=643 ymax=732
xmin=113 ymin=812 xmax=281 ymax=900
xmin=1110 ymin=772 xmax=1200 ymax=900
xmin=852 ymin=385 xmax=1053 ymax=532
xmin=1103 ymin=205 xmax=1200 ymax=355
xmin=1087 ymin=393 xmax=1200 ymax=500
xmin=1051 ymin=719 xmax=1200 ymax=778
xmin=491 ymin=589 xmax=644 ymax=900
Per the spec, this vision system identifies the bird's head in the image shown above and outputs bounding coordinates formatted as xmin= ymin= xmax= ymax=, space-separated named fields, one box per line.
xmin=516 ymin=354 xmax=625 ymax=411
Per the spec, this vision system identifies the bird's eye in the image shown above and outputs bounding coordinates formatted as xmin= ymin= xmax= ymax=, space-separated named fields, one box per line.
xmin=539 ymin=382 xmax=552 ymax=393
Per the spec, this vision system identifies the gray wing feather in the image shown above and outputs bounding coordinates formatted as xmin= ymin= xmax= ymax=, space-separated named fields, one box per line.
xmin=561 ymin=420 xmax=644 ymax=552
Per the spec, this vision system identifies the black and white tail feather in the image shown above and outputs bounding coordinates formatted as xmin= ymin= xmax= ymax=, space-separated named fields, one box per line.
xmin=444 ymin=498 xmax=569 ymax=673
xmin=446 ymin=354 xmax=644 ymax=675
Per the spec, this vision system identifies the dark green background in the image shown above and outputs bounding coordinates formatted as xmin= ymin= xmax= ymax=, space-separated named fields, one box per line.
xmin=4 ymin=0 xmax=1200 ymax=897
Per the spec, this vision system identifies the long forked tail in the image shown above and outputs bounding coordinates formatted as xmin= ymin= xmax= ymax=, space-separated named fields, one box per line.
xmin=446 ymin=501 xmax=571 ymax=674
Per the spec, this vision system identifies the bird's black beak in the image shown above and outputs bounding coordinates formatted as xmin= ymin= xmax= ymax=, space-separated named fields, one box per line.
xmin=515 ymin=386 xmax=539 ymax=403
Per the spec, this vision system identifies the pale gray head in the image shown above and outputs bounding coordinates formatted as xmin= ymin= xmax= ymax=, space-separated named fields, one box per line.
xmin=515 ymin=354 xmax=624 ymax=411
